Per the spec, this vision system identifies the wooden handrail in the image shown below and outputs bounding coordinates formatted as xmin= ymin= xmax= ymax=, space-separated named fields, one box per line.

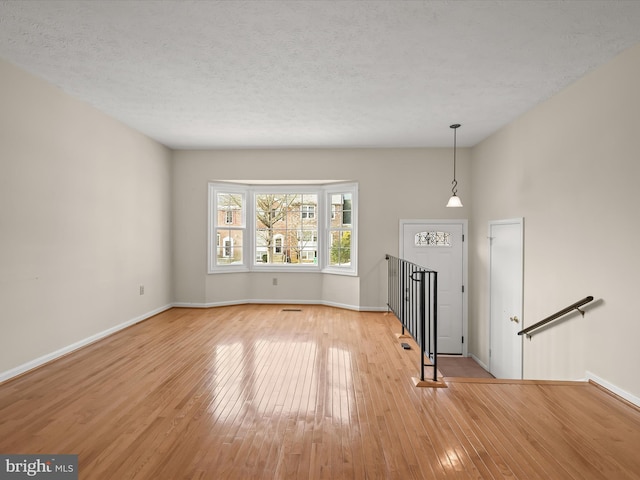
xmin=518 ymin=296 xmax=594 ymax=337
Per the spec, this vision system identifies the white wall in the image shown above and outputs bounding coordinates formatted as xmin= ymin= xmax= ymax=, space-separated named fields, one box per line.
xmin=470 ymin=44 xmax=640 ymax=400
xmin=172 ymin=148 xmax=470 ymax=310
xmin=0 ymin=59 xmax=173 ymax=378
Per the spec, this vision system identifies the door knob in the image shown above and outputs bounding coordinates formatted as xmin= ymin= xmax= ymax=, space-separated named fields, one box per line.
xmin=510 ymin=316 xmax=519 ymax=323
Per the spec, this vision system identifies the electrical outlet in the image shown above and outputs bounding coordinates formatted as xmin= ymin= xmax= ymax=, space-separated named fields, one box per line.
xmin=272 ymin=278 xmax=278 ymax=286
xmin=139 ymin=285 xmax=144 ymax=295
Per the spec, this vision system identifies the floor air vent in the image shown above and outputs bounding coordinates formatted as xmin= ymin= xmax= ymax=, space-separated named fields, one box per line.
xmin=282 ymin=308 xmax=302 ymax=312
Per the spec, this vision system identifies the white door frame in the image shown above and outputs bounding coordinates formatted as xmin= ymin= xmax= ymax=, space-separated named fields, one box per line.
xmin=488 ymin=218 xmax=524 ymax=379
xmin=400 ymin=219 xmax=468 ymax=357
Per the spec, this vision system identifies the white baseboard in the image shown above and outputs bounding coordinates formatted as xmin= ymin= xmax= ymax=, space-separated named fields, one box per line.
xmin=586 ymin=371 xmax=640 ymax=408
xmin=0 ymin=304 xmax=173 ymax=384
xmin=173 ymin=299 xmax=322 ymax=309
xmin=470 ymin=353 xmax=490 ymax=371
xmin=357 ymin=305 xmax=389 ymax=312
xmin=172 ymin=299 xmax=387 ymax=312
xmin=172 ymin=301 xmax=229 ymax=308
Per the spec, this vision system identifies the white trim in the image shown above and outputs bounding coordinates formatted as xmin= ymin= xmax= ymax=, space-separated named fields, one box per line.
xmin=357 ymin=305 xmax=388 ymax=312
xmin=470 ymin=353 xmax=490 ymax=372
xmin=322 ymin=183 xmax=358 ymax=276
xmin=399 ymin=219 xmax=469 ymax=357
xmin=172 ymin=302 xmax=225 ymax=308
xmin=0 ymin=304 xmax=173 ymax=384
xmin=586 ymin=371 xmax=640 ymax=408
xmin=173 ymin=299 xmax=384 ymax=312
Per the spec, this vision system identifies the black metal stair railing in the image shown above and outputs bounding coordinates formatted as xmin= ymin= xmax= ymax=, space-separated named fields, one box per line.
xmin=385 ymin=254 xmax=438 ymax=383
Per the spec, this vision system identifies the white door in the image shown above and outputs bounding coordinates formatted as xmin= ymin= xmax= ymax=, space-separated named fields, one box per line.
xmin=489 ymin=218 xmax=524 ymax=379
xmin=401 ymin=221 xmax=465 ymax=354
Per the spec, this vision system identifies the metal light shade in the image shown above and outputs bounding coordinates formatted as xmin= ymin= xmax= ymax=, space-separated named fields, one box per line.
xmin=446 ymin=194 xmax=463 ymax=208
xmin=446 ymin=123 xmax=463 ymax=208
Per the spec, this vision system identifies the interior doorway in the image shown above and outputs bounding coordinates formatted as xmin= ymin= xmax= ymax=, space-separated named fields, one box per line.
xmin=488 ymin=218 xmax=524 ymax=379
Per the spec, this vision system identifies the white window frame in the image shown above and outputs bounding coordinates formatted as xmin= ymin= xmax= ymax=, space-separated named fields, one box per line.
xmin=208 ymin=181 xmax=357 ymax=275
xmin=209 ymin=184 xmax=247 ymax=273
xmin=324 ymin=183 xmax=358 ymax=275
xmin=252 ymin=185 xmax=319 ymax=272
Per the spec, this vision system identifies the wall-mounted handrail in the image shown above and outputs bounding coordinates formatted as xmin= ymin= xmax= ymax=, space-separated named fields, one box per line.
xmin=518 ymin=296 xmax=594 ymax=337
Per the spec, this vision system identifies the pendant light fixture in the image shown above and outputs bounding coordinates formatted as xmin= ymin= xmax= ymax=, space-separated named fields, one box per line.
xmin=446 ymin=123 xmax=463 ymax=207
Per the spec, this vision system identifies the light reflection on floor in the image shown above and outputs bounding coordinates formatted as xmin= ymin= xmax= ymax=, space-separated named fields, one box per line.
xmin=208 ymin=340 xmax=355 ymax=424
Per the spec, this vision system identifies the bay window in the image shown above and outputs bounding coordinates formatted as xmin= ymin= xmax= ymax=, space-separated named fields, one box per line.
xmin=209 ymin=182 xmax=357 ymax=275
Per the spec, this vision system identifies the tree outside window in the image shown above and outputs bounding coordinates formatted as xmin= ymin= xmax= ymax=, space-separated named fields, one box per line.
xmin=256 ymin=193 xmax=317 ymax=265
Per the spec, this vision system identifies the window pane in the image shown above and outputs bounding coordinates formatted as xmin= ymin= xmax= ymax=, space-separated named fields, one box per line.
xmin=342 ymin=194 xmax=352 ymax=225
xmin=255 ymin=193 xmax=317 ymax=265
xmin=216 ymin=230 xmax=243 ymax=265
xmin=329 ymin=230 xmax=351 ymax=266
xmin=330 ymin=193 xmax=352 ymax=225
xmin=330 ymin=194 xmax=343 ymax=224
xmin=327 ymin=188 xmax=355 ymax=271
xmin=300 ymin=194 xmax=318 ymax=224
xmin=217 ymin=193 xmax=243 ymax=226
xmin=296 ymin=229 xmax=317 ymax=263
xmin=415 ymin=231 xmax=451 ymax=247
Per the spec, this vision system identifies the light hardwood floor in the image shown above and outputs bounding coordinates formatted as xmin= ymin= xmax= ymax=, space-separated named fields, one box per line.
xmin=1 ymin=305 xmax=639 ymax=479
xmin=436 ymin=356 xmax=494 ymax=379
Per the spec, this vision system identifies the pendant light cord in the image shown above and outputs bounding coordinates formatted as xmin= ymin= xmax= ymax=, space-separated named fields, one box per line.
xmin=450 ymin=124 xmax=461 ymax=196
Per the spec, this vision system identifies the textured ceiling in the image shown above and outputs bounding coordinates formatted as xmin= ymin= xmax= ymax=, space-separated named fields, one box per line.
xmin=1 ymin=0 xmax=640 ymax=149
